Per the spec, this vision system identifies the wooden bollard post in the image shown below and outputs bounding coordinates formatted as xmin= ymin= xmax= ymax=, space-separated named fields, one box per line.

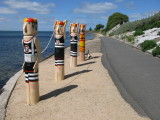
xmin=22 ymin=18 xmax=41 ymax=105
xmin=54 ymin=20 xmax=67 ymax=81
xmin=69 ymin=23 xmax=79 ymax=68
xmin=79 ymin=24 xmax=86 ymax=62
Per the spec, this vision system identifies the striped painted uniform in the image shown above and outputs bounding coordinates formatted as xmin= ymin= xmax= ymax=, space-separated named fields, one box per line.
xmin=23 ymin=36 xmax=38 ymax=83
xmin=55 ymin=36 xmax=64 ymax=66
xmin=70 ymin=36 xmax=78 ymax=57
xmin=79 ymin=34 xmax=85 ymax=52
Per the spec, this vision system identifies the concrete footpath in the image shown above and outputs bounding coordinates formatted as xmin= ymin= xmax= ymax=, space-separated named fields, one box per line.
xmin=4 ymin=34 xmax=150 ymax=120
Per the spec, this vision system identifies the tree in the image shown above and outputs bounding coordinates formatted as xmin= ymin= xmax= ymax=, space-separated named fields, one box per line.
xmin=105 ymin=12 xmax=129 ymax=31
xmin=94 ymin=24 xmax=104 ymax=31
xmin=89 ymin=27 xmax=92 ymax=31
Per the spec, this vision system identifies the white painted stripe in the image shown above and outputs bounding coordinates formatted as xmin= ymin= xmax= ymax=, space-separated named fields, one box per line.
xmin=29 ymin=77 xmax=38 ymax=80
xmin=55 ymin=60 xmax=64 ymax=62
xmin=25 ymin=74 xmax=28 ymax=77
xmin=55 ymin=46 xmax=65 ymax=48
xmin=71 ymin=54 xmax=77 ymax=56
xmin=71 ymin=40 xmax=78 ymax=42
xmin=71 ymin=51 xmax=77 ymax=53
xmin=55 ymin=43 xmax=64 ymax=45
xmin=55 ymin=63 xmax=64 ymax=65
xmin=71 ymin=42 xmax=77 ymax=44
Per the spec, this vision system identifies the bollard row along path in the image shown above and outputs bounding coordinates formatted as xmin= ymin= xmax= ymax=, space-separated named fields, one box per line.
xmin=5 ymin=34 xmax=150 ymax=120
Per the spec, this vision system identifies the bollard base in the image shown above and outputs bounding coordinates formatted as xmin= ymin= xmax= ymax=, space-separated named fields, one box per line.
xmin=55 ymin=66 xmax=64 ymax=81
xmin=26 ymin=82 xmax=39 ymax=105
xmin=70 ymin=56 xmax=77 ymax=68
xmin=79 ymin=52 xmax=85 ymax=62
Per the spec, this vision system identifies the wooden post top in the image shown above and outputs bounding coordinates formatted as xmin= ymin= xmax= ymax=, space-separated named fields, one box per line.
xmin=79 ymin=24 xmax=86 ymax=34
xmin=23 ymin=18 xmax=38 ymax=36
xmin=70 ymin=23 xmax=79 ymax=36
xmin=53 ymin=20 xmax=67 ymax=39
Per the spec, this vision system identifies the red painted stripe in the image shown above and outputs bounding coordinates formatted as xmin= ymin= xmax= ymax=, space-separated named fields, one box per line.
xmin=24 ymin=71 xmax=34 ymax=72
xmin=24 ymin=36 xmax=34 ymax=42
xmin=29 ymin=81 xmax=38 ymax=82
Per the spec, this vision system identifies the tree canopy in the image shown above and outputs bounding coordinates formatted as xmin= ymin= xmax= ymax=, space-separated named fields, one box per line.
xmin=106 ymin=12 xmax=129 ymax=31
xmin=94 ymin=24 xmax=104 ymax=31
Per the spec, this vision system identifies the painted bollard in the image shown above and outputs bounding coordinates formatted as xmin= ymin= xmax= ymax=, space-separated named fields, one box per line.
xmin=79 ymin=24 xmax=86 ymax=62
xmin=54 ymin=20 xmax=67 ymax=81
xmin=69 ymin=23 xmax=79 ymax=68
xmin=22 ymin=18 xmax=41 ymax=104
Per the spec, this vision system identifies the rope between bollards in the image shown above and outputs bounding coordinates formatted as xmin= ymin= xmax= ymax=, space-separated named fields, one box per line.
xmin=41 ymin=33 xmax=54 ymax=54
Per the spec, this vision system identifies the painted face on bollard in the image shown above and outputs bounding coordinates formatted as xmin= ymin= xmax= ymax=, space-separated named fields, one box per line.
xmin=70 ymin=24 xmax=78 ymax=36
xmin=80 ymin=24 xmax=86 ymax=34
xmin=54 ymin=20 xmax=67 ymax=39
xmin=23 ymin=18 xmax=38 ymax=36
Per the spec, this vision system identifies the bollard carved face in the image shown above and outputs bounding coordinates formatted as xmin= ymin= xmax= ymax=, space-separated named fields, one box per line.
xmin=54 ymin=20 xmax=67 ymax=39
xmin=80 ymin=24 xmax=86 ymax=34
xmin=70 ymin=23 xmax=78 ymax=36
xmin=23 ymin=18 xmax=38 ymax=36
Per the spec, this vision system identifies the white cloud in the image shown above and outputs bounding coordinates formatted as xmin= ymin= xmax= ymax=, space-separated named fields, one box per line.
xmin=3 ymin=0 xmax=55 ymax=14
xmin=74 ymin=2 xmax=117 ymax=14
xmin=0 ymin=7 xmax=17 ymax=14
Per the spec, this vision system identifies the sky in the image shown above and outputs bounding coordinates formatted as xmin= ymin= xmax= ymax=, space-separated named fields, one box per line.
xmin=0 ymin=0 xmax=159 ymax=31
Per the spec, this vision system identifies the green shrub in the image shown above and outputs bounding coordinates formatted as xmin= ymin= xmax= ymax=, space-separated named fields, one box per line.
xmin=100 ymin=29 xmax=107 ymax=35
xmin=140 ymin=40 xmax=157 ymax=52
xmin=121 ymin=35 xmax=127 ymax=40
xmin=109 ymin=33 xmax=113 ymax=37
xmin=157 ymin=21 xmax=160 ymax=27
xmin=152 ymin=46 xmax=160 ymax=56
xmin=126 ymin=35 xmax=135 ymax=44
xmin=134 ymin=29 xmax=144 ymax=36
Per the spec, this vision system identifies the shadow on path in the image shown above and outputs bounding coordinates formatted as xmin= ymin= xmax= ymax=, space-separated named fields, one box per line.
xmin=86 ymin=56 xmax=100 ymax=61
xmin=65 ymin=70 xmax=92 ymax=79
xmin=40 ymin=85 xmax=78 ymax=100
xmin=78 ymin=61 xmax=95 ymax=67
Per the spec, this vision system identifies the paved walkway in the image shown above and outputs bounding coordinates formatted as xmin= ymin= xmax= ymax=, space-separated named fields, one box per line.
xmin=101 ymin=36 xmax=160 ymax=120
xmin=5 ymin=34 xmax=150 ymax=120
